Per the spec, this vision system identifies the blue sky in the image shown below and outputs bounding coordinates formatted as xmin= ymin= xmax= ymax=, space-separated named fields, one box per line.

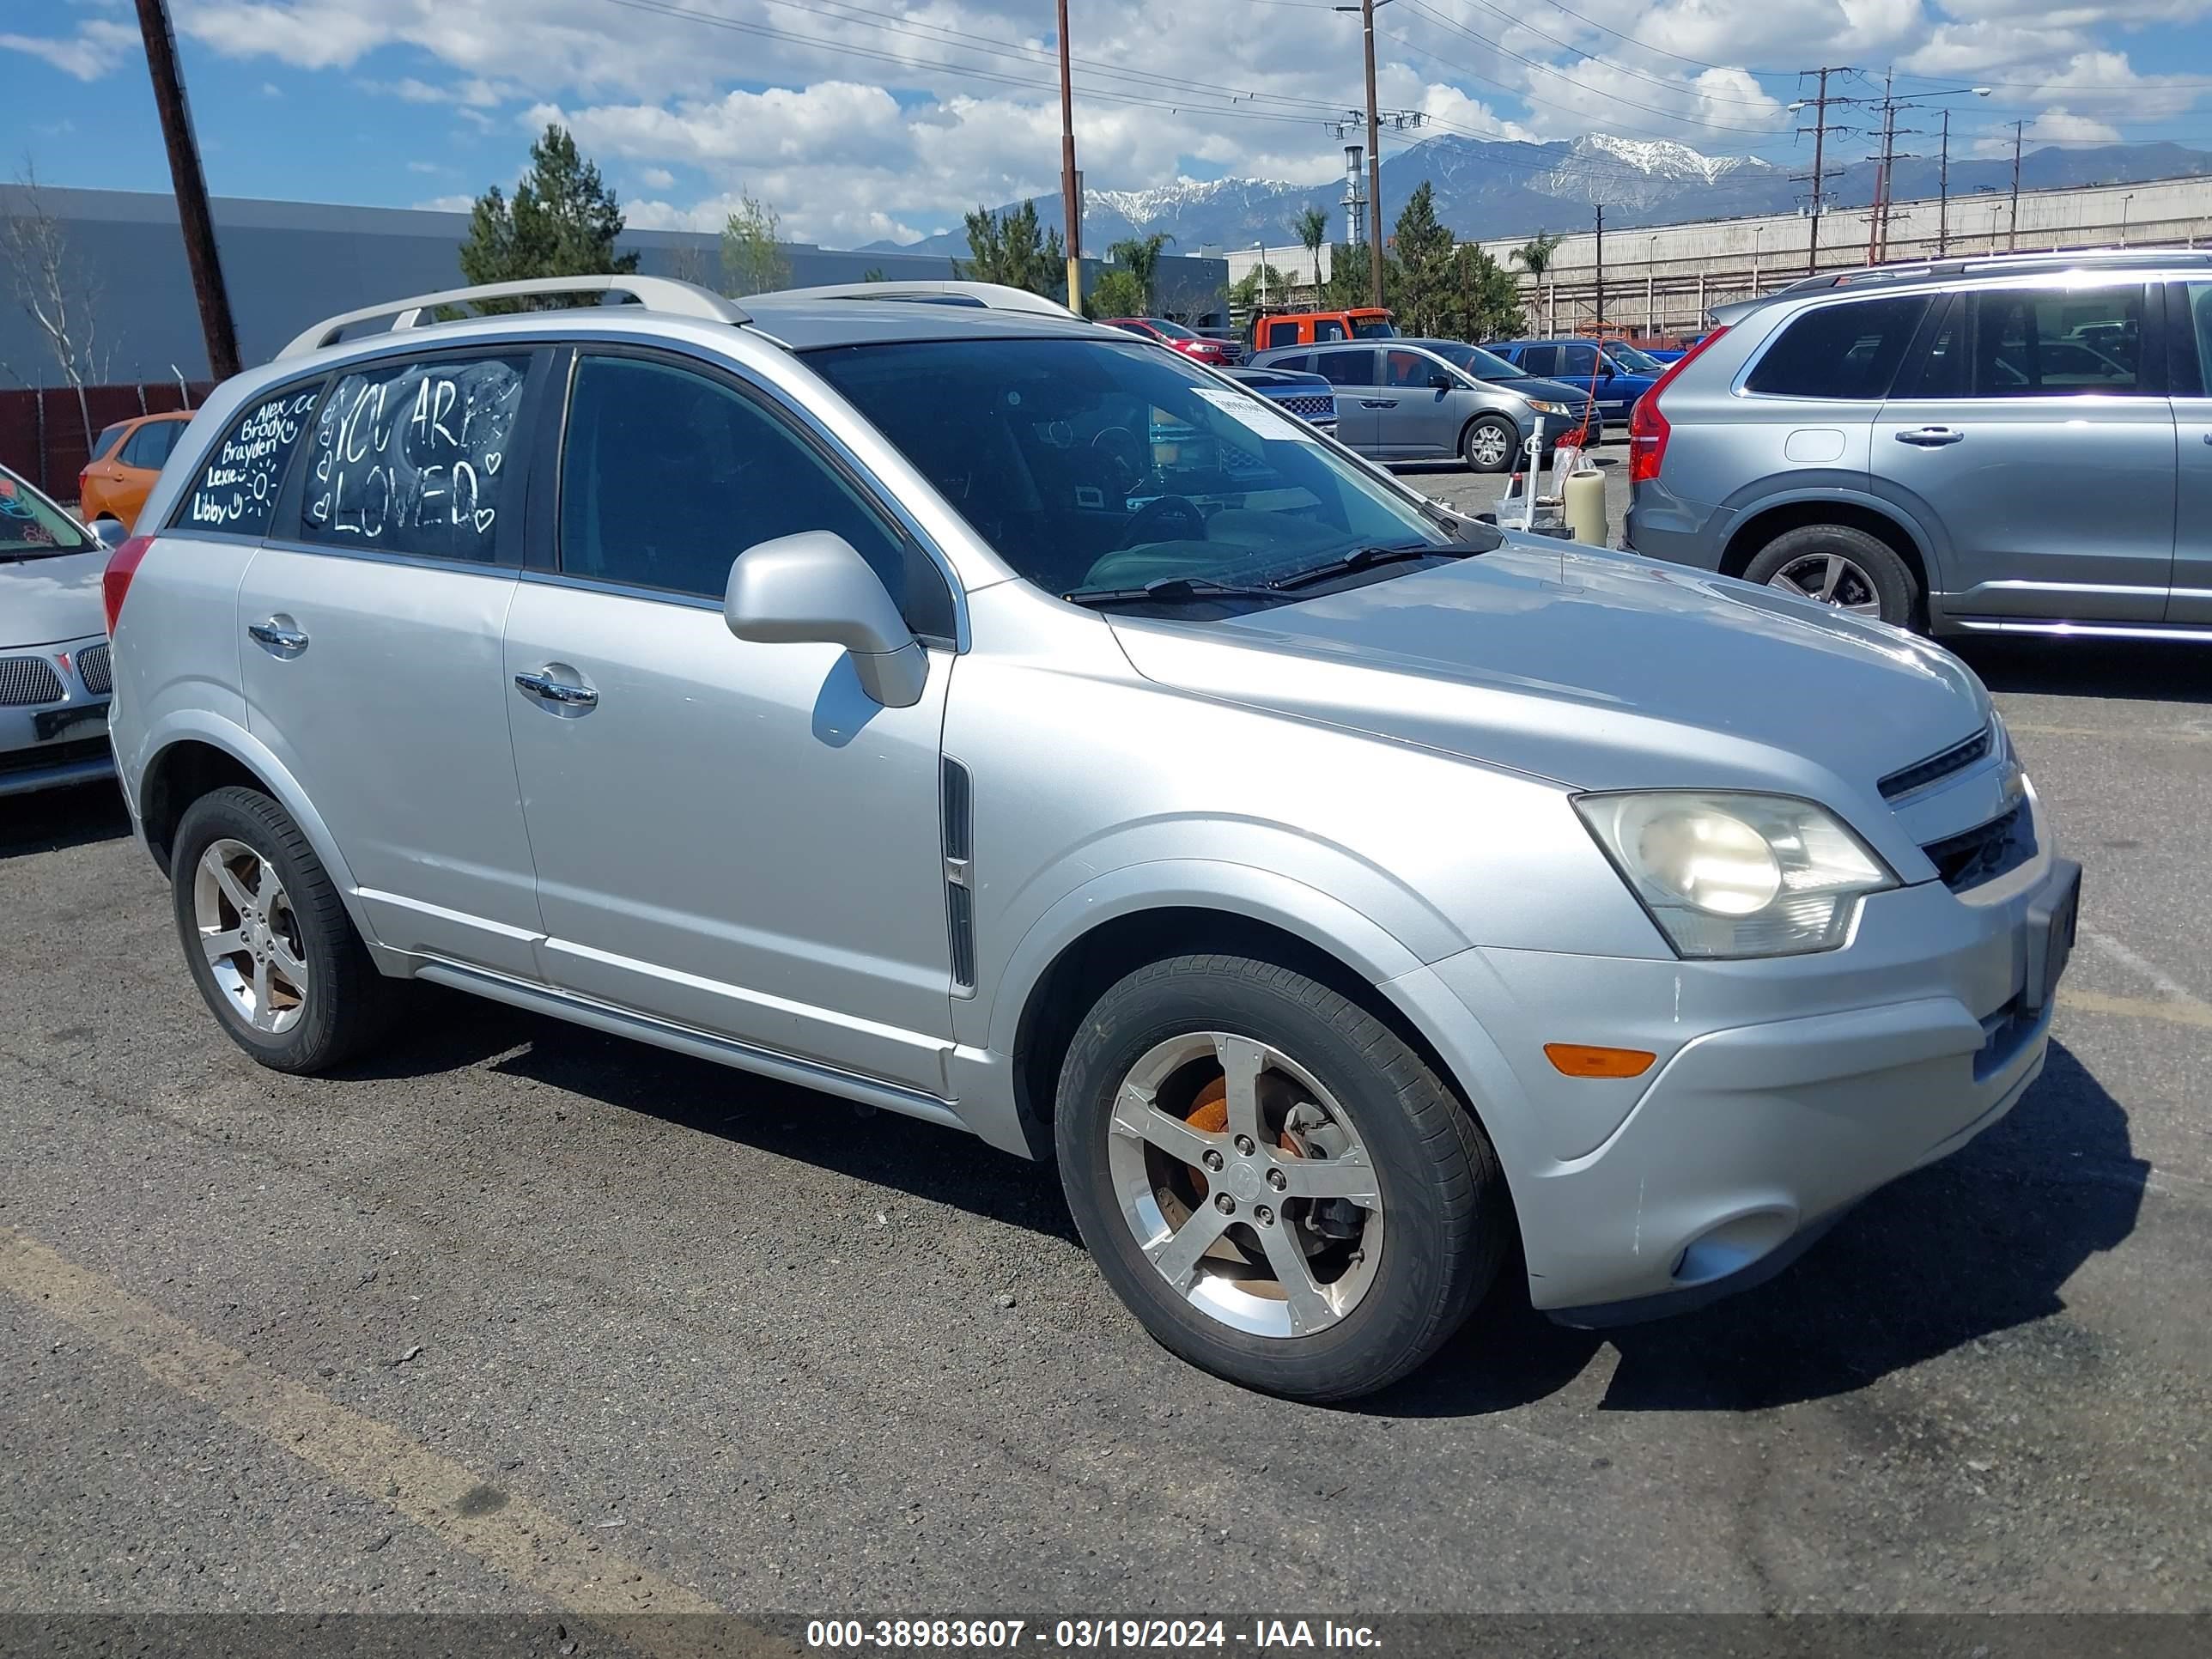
xmin=8 ymin=0 xmax=2212 ymax=248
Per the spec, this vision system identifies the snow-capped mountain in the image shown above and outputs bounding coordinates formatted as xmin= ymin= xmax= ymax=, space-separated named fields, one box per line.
xmin=864 ymin=133 xmax=2209 ymax=256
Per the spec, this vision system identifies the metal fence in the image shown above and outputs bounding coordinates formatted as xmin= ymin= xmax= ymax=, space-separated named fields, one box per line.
xmin=0 ymin=380 xmax=215 ymax=502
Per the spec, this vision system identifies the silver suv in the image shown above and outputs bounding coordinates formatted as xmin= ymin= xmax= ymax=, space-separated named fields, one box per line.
xmin=107 ymin=275 xmax=2077 ymax=1401
xmin=1626 ymin=248 xmax=2212 ymax=635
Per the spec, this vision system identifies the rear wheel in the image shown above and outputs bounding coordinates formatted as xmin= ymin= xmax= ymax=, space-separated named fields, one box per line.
xmin=1743 ymin=524 xmax=1918 ymax=629
xmin=1055 ymin=954 xmax=1508 ymax=1401
xmin=170 ymin=786 xmax=400 ymax=1073
xmin=1462 ymin=416 xmax=1517 ymax=473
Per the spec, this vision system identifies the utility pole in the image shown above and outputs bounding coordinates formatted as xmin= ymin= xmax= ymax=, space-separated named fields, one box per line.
xmin=2008 ymin=120 xmax=2025 ymax=251
xmin=1790 ymin=68 xmax=1851 ymax=277
xmin=1868 ymin=72 xmax=1895 ymax=264
xmin=1936 ymin=109 xmax=1951 ymax=256
xmin=1594 ymin=204 xmax=1605 ymax=331
xmin=1055 ymin=0 xmax=1082 ymax=313
xmin=133 ymin=0 xmax=239 ymax=380
xmin=1360 ymin=0 xmax=1386 ymax=306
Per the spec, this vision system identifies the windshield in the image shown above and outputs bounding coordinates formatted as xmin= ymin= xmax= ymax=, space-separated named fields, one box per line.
xmin=809 ymin=337 xmax=1493 ymax=605
xmin=1424 ymin=340 xmax=1527 ymax=380
xmin=1353 ymin=318 xmax=1398 ymax=337
xmin=1146 ymin=319 xmax=1200 ymax=341
xmin=1607 ymin=344 xmax=1662 ymax=373
xmin=0 ymin=469 xmax=93 ymax=558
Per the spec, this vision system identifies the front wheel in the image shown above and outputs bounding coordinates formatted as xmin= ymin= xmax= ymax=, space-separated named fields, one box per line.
xmin=1055 ymin=955 xmax=1509 ymax=1401
xmin=1462 ymin=415 xmax=1517 ymax=473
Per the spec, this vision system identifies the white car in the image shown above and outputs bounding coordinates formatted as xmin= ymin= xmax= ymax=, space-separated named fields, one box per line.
xmin=1 ymin=461 xmax=120 ymax=796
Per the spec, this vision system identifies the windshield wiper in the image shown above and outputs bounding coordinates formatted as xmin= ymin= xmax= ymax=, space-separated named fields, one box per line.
xmin=1266 ymin=543 xmax=1469 ymax=592
xmin=1063 ymin=574 xmax=1282 ymax=608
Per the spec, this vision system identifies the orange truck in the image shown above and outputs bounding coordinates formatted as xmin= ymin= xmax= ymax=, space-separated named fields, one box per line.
xmin=1248 ymin=307 xmax=1396 ymax=350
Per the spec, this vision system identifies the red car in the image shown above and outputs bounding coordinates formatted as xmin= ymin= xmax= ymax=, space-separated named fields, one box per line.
xmin=1100 ymin=316 xmax=1243 ymax=365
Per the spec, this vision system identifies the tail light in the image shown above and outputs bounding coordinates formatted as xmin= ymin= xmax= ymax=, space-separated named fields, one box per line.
xmin=1628 ymin=325 xmax=1729 ymax=485
xmin=102 ymin=535 xmax=153 ymax=635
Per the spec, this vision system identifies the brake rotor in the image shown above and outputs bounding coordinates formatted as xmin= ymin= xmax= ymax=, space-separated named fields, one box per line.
xmin=1181 ymin=1075 xmax=1304 ymax=1199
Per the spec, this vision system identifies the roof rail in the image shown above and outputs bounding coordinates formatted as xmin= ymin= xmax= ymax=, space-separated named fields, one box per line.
xmin=277 ymin=275 xmax=750 ymax=360
xmin=749 ymin=279 xmax=1076 ymax=317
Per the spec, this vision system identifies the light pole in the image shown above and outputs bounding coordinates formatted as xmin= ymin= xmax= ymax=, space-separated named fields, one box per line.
xmin=1752 ymin=222 xmax=1764 ymax=293
xmin=2122 ymin=192 xmax=2136 ymax=246
xmin=1645 ymin=234 xmax=1658 ymax=336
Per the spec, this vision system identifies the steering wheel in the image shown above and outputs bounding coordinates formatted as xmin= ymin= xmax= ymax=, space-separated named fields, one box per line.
xmin=1117 ymin=495 xmax=1207 ymax=551
xmin=1090 ymin=424 xmax=1144 ymax=490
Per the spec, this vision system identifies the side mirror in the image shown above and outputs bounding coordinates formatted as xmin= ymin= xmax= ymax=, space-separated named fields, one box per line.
xmin=1598 ymin=361 xmax=1617 ymax=380
xmin=1428 ymin=371 xmax=1455 ymax=392
xmin=724 ymin=531 xmax=928 ymax=709
xmin=87 ymin=518 xmax=127 ymax=550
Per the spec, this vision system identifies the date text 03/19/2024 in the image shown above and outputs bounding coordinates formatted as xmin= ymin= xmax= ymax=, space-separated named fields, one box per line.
xmin=805 ymin=1620 xmax=1384 ymax=1650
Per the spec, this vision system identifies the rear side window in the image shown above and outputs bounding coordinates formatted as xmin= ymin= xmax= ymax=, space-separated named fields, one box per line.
xmin=121 ymin=419 xmax=182 ymax=468
xmin=1312 ymin=349 xmax=1374 ymax=386
xmin=1970 ymin=285 xmax=2145 ymax=397
xmin=1518 ymin=346 xmax=1557 ymax=375
xmin=557 ymin=354 xmax=952 ymax=640
xmin=1746 ymin=295 xmax=1930 ymax=399
xmin=176 ymin=386 xmax=322 ymax=537
xmin=300 ymin=354 xmax=528 ymax=561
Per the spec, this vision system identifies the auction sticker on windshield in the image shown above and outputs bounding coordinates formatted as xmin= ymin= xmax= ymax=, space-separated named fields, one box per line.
xmin=1191 ymin=387 xmax=1316 ymax=444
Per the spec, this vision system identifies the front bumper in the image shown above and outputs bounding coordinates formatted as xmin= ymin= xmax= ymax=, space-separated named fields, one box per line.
xmin=1 ymin=635 xmax=114 ymax=797
xmin=1402 ymin=836 xmax=2076 ymax=1320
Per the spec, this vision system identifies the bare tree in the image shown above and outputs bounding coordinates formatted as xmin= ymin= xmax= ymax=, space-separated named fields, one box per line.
xmin=3 ymin=161 xmax=112 ymax=447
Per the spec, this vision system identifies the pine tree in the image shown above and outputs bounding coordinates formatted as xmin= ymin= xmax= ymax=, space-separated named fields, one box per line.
xmin=459 ymin=125 xmax=637 ymax=307
xmin=954 ymin=201 xmax=1066 ymax=300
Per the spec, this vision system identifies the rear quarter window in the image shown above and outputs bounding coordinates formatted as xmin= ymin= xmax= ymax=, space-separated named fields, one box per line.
xmin=175 ymin=386 xmax=323 ymax=537
xmin=1745 ymin=295 xmax=1931 ymax=399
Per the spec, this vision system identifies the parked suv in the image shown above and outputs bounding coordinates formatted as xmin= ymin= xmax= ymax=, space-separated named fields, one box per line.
xmin=1250 ymin=339 xmax=1596 ymax=470
xmin=107 ymin=275 xmax=2076 ymax=1401
xmin=1626 ymin=249 xmax=2212 ymax=634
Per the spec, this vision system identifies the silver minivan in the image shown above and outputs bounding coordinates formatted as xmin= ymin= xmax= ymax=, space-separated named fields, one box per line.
xmin=1250 ymin=338 xmax=1599 ymax=471
xmin=1626 ymin=247 xmax=2212 ymax=635
xmin=108 ymin=276 xmax=2075 ymax=1401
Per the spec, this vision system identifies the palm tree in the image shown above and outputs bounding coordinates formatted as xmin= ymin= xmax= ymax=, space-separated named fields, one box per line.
xmin=1107 ymin=231 xmax=1176 ymax=313
xmin=1292 ymin=206 xmax=1328 ymax=297
xmin=1511 ymin=231 xmax=1565 ymax=326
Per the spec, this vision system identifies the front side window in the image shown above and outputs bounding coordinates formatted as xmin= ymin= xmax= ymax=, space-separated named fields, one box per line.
xmin=1386 ymin=349 xmax=1443 ymax=388
xmin=558 ymin=355 xmax=951 ymax=639
xmin=1747 ymin=295 xmax=1931 ymax=400
xmin=1558 ymin=343 xmax=1601 ymax=379
xmin=176 ymin=385 xmax=322 ymax=538
xmin=2176 ymin=283 xmax=2212 ymax=396
xmin=808 ymin=336 xmax=1493 ymax=606
xmin=1313 ymin=319 xmax=1347 ymax=342
xmin=301 ymin=354 xmax=528 ymax=559
xmin=1425 ymin=340 xmax=1524 ymax=380
xmin=1969 ymin=285 xmax=2146 ymax=397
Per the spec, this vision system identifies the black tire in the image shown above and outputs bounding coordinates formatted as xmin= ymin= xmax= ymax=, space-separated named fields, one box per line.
xmin=1054 ymin=954 xmax=1509 ymax=1402
xmin=1461 ymin=415 xmax=1518 ymax=474
xmin=170 ymin=785 xmax=401 ymax=1073
xmin=1742 ymin=523 xmax=1919 ymax=629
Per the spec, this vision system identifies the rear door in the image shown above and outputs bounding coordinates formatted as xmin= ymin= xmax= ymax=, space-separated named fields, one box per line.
xmin=237 ymin=345 xmax=553 ymax=978
xmin=1311 ymin=348 xmax=1382 ymax=453
xmin=1874 ymin=281 xmax=2172 ymax=623
xmin=2166 ymin=280 xmax=2212 ymax=623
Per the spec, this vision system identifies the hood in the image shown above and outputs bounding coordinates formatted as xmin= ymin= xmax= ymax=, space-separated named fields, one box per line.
xmin=1484 ymin=374 xmax=1597 ymax=408
xmin=1228 ymin=367 xmax=1330 ymax=391
xmin=2 ymin=547 xmax=108 ymax=648
xmin=1108 ymin=540 xmax=1990 ymax=810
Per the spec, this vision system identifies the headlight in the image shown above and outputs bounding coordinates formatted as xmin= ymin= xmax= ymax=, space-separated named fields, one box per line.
xmin=1523 ymin=398 xmax=1571 ymax=416
xmin=1576 ymin=792 xmax=1898 ymax=958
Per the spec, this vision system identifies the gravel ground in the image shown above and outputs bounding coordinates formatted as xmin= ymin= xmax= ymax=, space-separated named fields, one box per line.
xmin=1 ymin=544 xmax=2207 ymax=1625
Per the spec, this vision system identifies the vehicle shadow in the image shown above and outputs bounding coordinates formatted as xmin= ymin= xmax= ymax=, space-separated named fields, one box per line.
xmin=1376 ymin=1040 xmax=2145 ymax=1416
xmin=1953 ymin=636 xmax=2212 ymax=706
xmin=0 ymin=777 xmax=131 ymax=860
xmin=343 ymin=994 xmax=1082 ymax=1246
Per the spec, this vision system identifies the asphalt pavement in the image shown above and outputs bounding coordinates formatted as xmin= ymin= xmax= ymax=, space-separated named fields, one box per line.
xmin=2 ymin=516 xmax=2208 ymax=1629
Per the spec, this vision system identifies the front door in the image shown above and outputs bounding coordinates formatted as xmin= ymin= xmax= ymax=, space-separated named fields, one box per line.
xmin=2167 ymin=281 xmax=2212 ymax=624
xmin=237 ymin=348 xmax=548 ymax=979
xmin=1311 ymin=348 xmax=1382 ymax=453
xmin=1381 ymin=349 xmax=1460 ymax=459
xmin=502 ymin=349 xmax=959 ymax=1095
xmin=1874 ymin=282 xmax=2173 ymax=623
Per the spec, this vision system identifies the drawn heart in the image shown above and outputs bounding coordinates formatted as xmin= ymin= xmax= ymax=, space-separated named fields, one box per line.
xmin=312 ymin=495 xmax=331 ymax=520
xmin=483 ymin=451 xmax=501 ymax=474
xmin=315 ymin=452 xmax=331 ymax=482
xmin=474 ymin=508 xmax=495 ymax=534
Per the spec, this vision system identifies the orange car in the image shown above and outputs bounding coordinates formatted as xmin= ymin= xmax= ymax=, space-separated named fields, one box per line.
xmin=78 ymin=410 xmax=193 ymax=531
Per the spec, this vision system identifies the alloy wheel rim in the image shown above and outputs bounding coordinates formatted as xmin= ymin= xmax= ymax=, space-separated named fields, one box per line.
xmin=1470 ymin=426 xmax=1510 ymax=467
xmin=1107 ymin=1030 xmax=1384 ymax=1338
xmin=192 ymin=838 xmax=308 ymax=1034
xmin=1769 ymin=551 xmax=1882 ymax=617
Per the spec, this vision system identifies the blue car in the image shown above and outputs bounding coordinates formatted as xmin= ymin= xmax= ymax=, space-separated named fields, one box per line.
xmin=1481 ymin=337 xmax=1667 ymax=425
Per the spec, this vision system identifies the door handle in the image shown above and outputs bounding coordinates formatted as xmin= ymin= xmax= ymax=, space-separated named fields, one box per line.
xmin=246 ymin=618 xmax=309 ymax=654
xmin=1360 ymin=398 xmax=1399 ymax=408
xmin=1895 ymin=426 xmax=1966 ymax=447
xmin=514 ymin=669 xmax=599 ymax=709
xmin=2202 ymin=432 xmax=2212 ymax=445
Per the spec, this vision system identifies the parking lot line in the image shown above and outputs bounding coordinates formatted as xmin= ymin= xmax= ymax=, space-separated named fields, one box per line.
xmin=2061 ymin=988 xmax=2212 ymax=1031
xmin=0 ymin=1225 xmax=730 ymax=1624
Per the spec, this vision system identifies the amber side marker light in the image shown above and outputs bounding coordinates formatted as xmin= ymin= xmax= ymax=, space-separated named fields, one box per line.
xmin=1544 ymin=1042 xmax=1656 ymax=1079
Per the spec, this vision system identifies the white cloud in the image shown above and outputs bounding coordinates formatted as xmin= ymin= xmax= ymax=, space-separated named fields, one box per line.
xmin=0 ymin=17 xmax=135 ymax=81
xmin=411 ymin=193 xmax=476 ymax=213
xmin=637 ymin=165 xmax=676 ymax=190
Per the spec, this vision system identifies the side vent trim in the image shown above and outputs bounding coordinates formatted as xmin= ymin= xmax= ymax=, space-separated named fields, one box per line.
xmin=942 ymin=756 xmax=976 ymax=996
